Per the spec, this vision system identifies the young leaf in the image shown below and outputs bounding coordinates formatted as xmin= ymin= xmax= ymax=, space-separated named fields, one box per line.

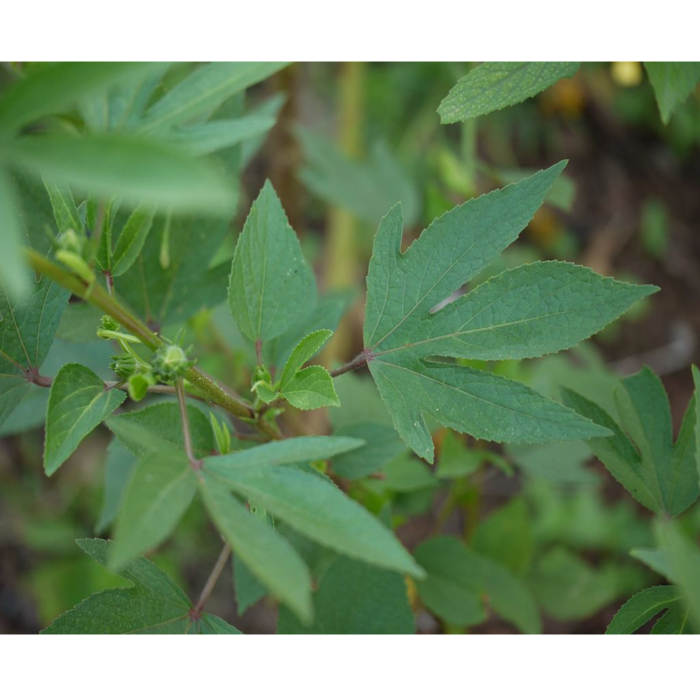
xmin=42 ymin=173 xmax=82 ymax=235
xmin=278 ymin=329 xmax=334 ymax=388
xmin=139 ymin=62 xmax=288 ymax=135
xmin=363 ymin=164 xmax=651 ymax=461
xmin=111 ymin=204 xmax=155 ymax=276
xmin=438 ymin=62 xmax=580 ymax=124
xmin=645 ymin=62 xmax=700 ymax=124
xmin=278 ymin=556 xmax=415 ymax=634
xmin=203 ymin=458 xmax=424 ymax=579
xmin=275 ymin=329 xmax=339 ymax=410
xmin=6 ymin=134 xmax=236 ymax=215
xmin=562 ymin=367 xmax=699 ymax=517
xmin=606 ymin=586 xmax=689 ymax=635
xmin=229 ymin=181 xmax=316 ymax=344
xmin=109 ymin=452 xmax=196 ymax=570
xmin=106 ymin=402 xmax=216 ymax=458
xmin=199 ymin=474 xmax=312 ymax=624
xmin=279 ymin=367 xmax=339 ymax=411
xmin=0 ymin=168 xmax=31 ymax=299
xmin=44 ymin=363 xmax=126 ymax=476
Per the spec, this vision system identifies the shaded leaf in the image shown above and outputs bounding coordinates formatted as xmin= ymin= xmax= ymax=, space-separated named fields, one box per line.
xmin=44 ymin=363 xmax=125 ymax=476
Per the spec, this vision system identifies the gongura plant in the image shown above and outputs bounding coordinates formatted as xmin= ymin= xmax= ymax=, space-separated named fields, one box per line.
xmin=0 ymin=61 xmax=673 ymax=635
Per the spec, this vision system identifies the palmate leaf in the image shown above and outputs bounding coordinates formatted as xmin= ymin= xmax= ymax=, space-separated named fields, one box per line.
xmin=562 ymin=367 xmax=699 ymax=517
xmin=438 ymin=62 xmax=581 ymax=124
xmin=0 ymin=275 xmax=69 ymax=428
xmin=363 ymin=163 xmax=655 ymax=462
xmin=202 ymin=437 xmax=424 ymax=578
xmin=200 ymin=475 xmax=313 ymax=624
xmin=644 ymin=62 xmax=700 ymax=124
xmin=42 ymin=539 xmax=241 ymax=634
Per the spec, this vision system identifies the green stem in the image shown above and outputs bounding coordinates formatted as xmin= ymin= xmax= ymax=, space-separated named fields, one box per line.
xmin=25 ymin=249 xmax=255 ymax=420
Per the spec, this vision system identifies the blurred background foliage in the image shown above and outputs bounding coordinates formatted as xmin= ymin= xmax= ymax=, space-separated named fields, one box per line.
xmin=2 ymin=61 xmax=700 ymax=633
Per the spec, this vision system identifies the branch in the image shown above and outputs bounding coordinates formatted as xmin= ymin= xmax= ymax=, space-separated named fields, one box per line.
xmin=329 ymin=350 xmax=372 ymax=377
xmin=190 ymin=543 xmax=232 ymax=620
xmin=176 ymin=378 xmax=201 ymax=471
xmin=26 ymin=249 xmax=255 ymax=420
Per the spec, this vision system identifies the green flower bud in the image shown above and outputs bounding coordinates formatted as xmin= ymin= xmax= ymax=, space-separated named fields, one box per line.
xmin=152 ymin=344 xmax=194 ymax=383
xmin=99 ymin=315 xmax=120 ymax=333
xmin=109 ymin=353 xmax=137 ymax=380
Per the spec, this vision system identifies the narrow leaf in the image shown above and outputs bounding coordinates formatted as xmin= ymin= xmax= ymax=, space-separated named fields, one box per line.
xmin=204 ymin=459 xmax=424 ymax=578
xmin=111 ymin=204 xmax=155 ymax=276
xmin=199 ymin=474 xmax=312 ymax=623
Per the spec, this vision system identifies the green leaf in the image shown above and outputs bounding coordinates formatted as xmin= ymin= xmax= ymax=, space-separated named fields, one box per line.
xmin=403 ymin=262 xmax=655 ymax=362
xmin=198 ymin=614 xmax=242 ymax=634
xmin=204 ymin=435 xmax=363 ymax=470
xmin=606 ymin=586 xmax=689 ymax=634
xmin=110 ymin=452 xmax=196 ymax=570
xmin=6 ymin=134 xmax=236 ymax=215
xmin=280 ymin=366 xmax=339 ymax=411
xmin=119 ymin=214 xmax=232 ymax=327
xmin=438 ymin=62 xmax=580 ymax=124
xmin=0 ymin=274 xmax=68 ymax=427
xmin=563 ymin=367 xmax=699 ymax=517
xmin=44 ymin=363 xmax=125 ymax=476
xmin=0 ymin=168 xmax=31 ymax=298
xmin=297 ymin=128 xmax=421 ymax=227
xmin=414 ymin=536 xmax=540 ymax=633
xmin=472 ymin=498 xmax=533 ymax=576
xmin=42 ymin=173 xmax=82 ymax=235
xmin=111 ymin=204 xmax=155 ymax=276
xmin=435 ymin=431 xmax=483 ymax=479
xmin=383 ymin=453 xmax=439 ymax=493
xmin=363 ymin=164 xmax=630 ymax=462
xmin=278 ymin=556 xmax=415 ymax=634
xmin=279 ymin=329 xmax=333 ymax=388
xmin=233 ymin=555 xmax=268 ymax=616
xmin=199 ymin=474 xmax=312 ymax=624
xmin=645 ymin=62 xmax=700 ymax=124
xmin=96 ymin=439 xmax=137 ymax=534
xmin=332 ymin=422 xmax=405 ymax=479
xmin=106 ymin=401 xmax=215 ymax=458
xmin=229 ymin=180 xmax=316 ymax=343
xmin=655 ymin=520 xmax=700 ymax=629
xmin=0 ymin=62 xmax=162 ymax=133
xmin=204 ymin=455 xmax=423 ymax=578
xmin=275 ymin=329 xmax=339 ymax=410
xmin=139 ymin=62 xmax=288 ymax=134
xmin=42 ymin=539 xmax=239 ymax=634
xmin=165 ymin=116 xmax=276 ymax=155
xmin=529 ymin=547 xmax=645 ymax=622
